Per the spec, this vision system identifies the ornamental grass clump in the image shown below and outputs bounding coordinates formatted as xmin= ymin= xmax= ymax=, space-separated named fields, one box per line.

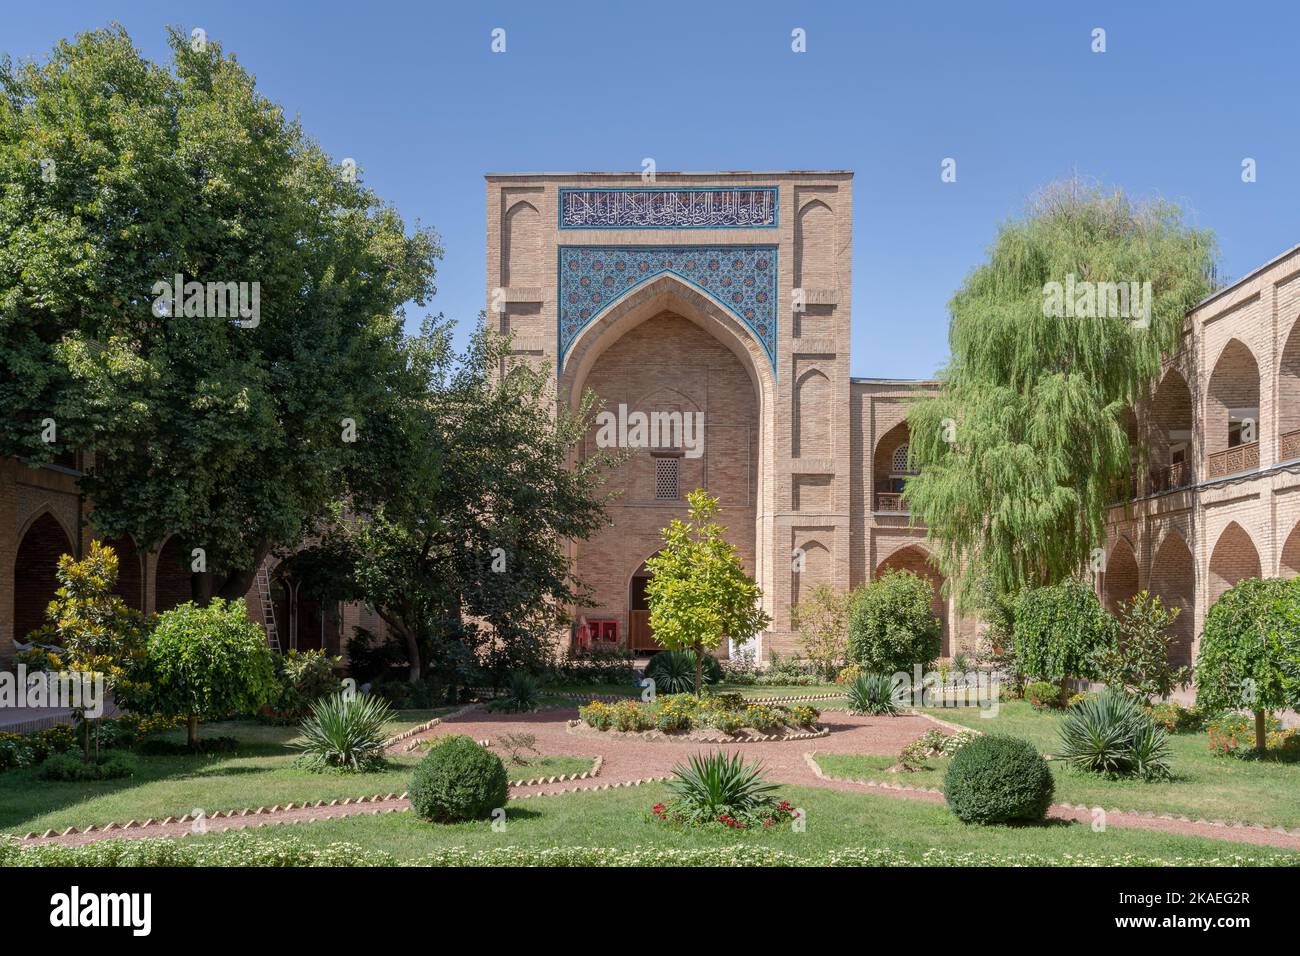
xmin=294 ymin=692 xmax=393 ymax=773
xmin=1056 ymin=688 xmax=1172 ymax=781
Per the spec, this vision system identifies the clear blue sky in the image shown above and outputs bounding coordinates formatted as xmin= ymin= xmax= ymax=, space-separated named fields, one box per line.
xmin=5 ymin=0 xmax=1296 ymax=378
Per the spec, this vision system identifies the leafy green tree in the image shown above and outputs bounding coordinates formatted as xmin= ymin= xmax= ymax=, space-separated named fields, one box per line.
xmin=845 ymin=570 xmax=942 ymax=674
xmin=138 ymin=598 xmax=277 ymax=746
xmin=1093 ymin=591 xmax=1190 ymax=702
xmin=31 ymin=541 xmax=147 ymax=760
xmin=320 ymin=325 xmax=615 ymax=688
xmin=791 ymin=584 xmax=851 ymax=680
xmin=1196 ymin=578 xmax=1300 ymax=751
xmin=0 ymin=25 xmax=438 ymax=601
xmin=905 ymin=181 xmax=1215 ymax=601
xmin=1012 ymin=578 xmax=1116 ymax=692
xmin=645 ymin=490 xmax=771 ymax=696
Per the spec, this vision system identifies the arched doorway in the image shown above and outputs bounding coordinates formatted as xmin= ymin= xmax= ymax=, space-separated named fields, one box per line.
xmin=154 ymin=535 xmax=192 ymax=613
xmin=1208 ymin=521 xmax=1262 ymax=608
xmin=1150 ymin=530 xmax=1195 ymax=667
xmin=560 ymin=273 xmax=773 ymax=656
xmin=14 ymin=512 xmax=74 ymax=642
xmin=876 ymin=544 xmax=949 ymax=655
xmin=628 ymin=557 xmax=659 ymax=653
xmin=102 ymin=534 xmax=144 ymax=613
xmin=1149 ymin=369 xmax=1194 ymax=491
xmin=1103 ymin=538 xmax=1141 ymax=616
xmin=1205 ymin=339 xmax=1261 ymax=478
xmin=873 ymin=421 xmax=914 ymax=513
xmin=1280 ymin=320 xmax=1300 ymax=462
xmin=1282 ymin=521 xmax=1300 ymax=579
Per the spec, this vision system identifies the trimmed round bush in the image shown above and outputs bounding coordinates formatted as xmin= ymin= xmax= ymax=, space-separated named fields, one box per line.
xmin=943 ymin=734 xmax=1054 ymax=825
xmin=409 ymin=735 xmax=509 ymax=823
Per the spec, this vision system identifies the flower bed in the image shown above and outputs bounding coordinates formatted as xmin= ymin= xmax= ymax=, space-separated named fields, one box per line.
xmin=651 ymin=798 xmax=797 ymax=831
xmin=575 ymin=693 xmax=822 ymax=740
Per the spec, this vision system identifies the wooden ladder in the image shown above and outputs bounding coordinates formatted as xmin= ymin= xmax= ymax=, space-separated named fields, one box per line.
xmin=255 ymin=558 xmax=281 ymax=651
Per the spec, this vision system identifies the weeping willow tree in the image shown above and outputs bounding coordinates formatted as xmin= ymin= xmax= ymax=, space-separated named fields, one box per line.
xmin=906 ymin=181 xmax=1216 ymax=605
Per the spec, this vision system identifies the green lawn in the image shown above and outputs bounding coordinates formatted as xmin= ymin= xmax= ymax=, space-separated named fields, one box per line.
xmin=499 ymin=755 xmax=596 ymax=781
xmin=0 ymin=716 xmax=444 ymax=836
xmin=817 ymin=701 xmax=1300 ymax=828
xmin=183 ymin=781 xmax=1299 ymax=865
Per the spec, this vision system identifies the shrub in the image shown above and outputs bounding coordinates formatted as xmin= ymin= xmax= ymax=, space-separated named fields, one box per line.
xmin=551 ymin=647 xmax=636 ymax=685
xmin=1206 ymin=713 xmax=1298 ymax=757
xmin=943 ymin=734 xmax=1054 ymax=824
xmin=611 ymin=699 xmax=654 ymax=732
xmin=846 ymin=672 xmax=899 ymax=716
xmin=372 ymin=676 xmax=444 ymax=709
xmin=486 ymin=671 xmax=542 ymax=712
xmin=38 ymin=751 xmax=136 ymax=782
xmin=787 ymin=705 xmax=820 ymax=728
xmin=271 ymin=649 xmax=342 ymax=719
xmin=646 ymin=651 xmax=721 ymax=695
xmin=654 ymin=695 xmax=696 ymax=732
xmin=846 ymin=571 xmax=942 ymax=674
xmin=578 ymin=700 xmax=614 ymax=731
xmin=662 ymin=751 xmax=781 ymax=826
xmin=835 ymin=664 xmax=863 ymax=685
xmin=1024 ymin=681 xmax=1062 ymax=710
xmin=408 ymin=735 xmax=508 ymax=823
xmin=1093 ymin=591 xmax=1191 ymax=702
xmin=1057 ymin=689 xmax=1172 ymax=780
xmin=345 ymin=627 xmax=406 ymax=684
xmin=790 ymin=584 xmax=851 ymax=680
xmin=294 ymin=693 xmax=393 ymax=773
xmin=0 ymin=733 xmax=35 ymax=771
xmin=1012 ymin=579 xmax=1115 ymax=687
xmin=1144 ymin=701 xmax=1203 ymax=734
xmin=940 ymin=729 xmax=982 ymax=757
xmin=1196 ymin=577 xmax=1300 ymax=751
xmin=137 ymin=599 xmax=278 ymax=746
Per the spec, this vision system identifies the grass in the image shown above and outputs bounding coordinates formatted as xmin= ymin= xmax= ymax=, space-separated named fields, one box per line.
xmin=816 ymin=700 xmax=1300 ymax=828
xmin=0 ymin=715 xmax=443 ymax=835
xmin=498 ymin=756 xmax=596 ymax=780
xmin=183 ymin=781 xmax=1299 ymax=864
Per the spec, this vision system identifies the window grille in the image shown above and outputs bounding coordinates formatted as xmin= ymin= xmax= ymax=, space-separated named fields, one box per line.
xmin=654 ymin=457 xmax=679 ymax=500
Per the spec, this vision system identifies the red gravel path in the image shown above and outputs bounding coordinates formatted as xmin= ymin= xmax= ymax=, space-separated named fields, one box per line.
xmin=18 ymin=704 xmax=1300 ymax=853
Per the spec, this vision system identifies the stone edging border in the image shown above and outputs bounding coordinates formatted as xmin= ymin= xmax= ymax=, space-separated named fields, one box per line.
xmin=20 ymin=792 xmax=411 ymax=842
xmin=509 ymin=755 xmax=603 ymax=788
xmin=566 ymin=719 xmax=828 ymax=744
xmin=512 ymin=774 xmax=672 ymax=800
xmin=803 ymin=750 xmax=1300 ymax=837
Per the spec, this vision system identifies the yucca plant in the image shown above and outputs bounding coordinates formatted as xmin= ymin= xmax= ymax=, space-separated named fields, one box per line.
xmin=487 ymin=671 xmax=542 ymax=712
xmin=666 ymin=751 xmax=780 ymax=823
xmin=1057 ymin=688 xmax=1172 ymax=780
xmin=646 ymin=651 xmax=720 ymax=694
xmin=294 ymin=692 xmax=393 ymax=773
xmin=846 ymin=672 xmax=898 ymax=715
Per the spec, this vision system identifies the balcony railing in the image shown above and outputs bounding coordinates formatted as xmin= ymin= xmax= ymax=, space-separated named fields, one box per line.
xmin=1148 ymin=460 xmax=1194 ymax=494
xmin=1282 ymin=428 xmax=1300 ymax=463
xmin=1206 ymin=441 xmax=1259 ymax=480
xmin=875 ymin=492 xmax=907 ymax=513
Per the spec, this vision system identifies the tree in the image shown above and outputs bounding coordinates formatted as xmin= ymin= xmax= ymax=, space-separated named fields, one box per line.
xmin=1196 ymin=578 xmax=1300 ymax=751
xmin=0 ymin=26 xmax=438 ymax=602
xmin=845 ymin=570 xmax=942 ymax=674
xmin=791 ymin=584 xmax=850 ymax=680
xmin=645 ymin=490 xmax=771 ymax=695
xmin=905 ymin=181 xmax=1215 ymax=602
xmin=30 ymin=541 xmax=146 ymax=760
xmin=1093 ymin=591 xmax=1190 ymax=702
xmin=320 ymin=325 xmax=615 ymax=687
xmin=138 ymin=598 xmax=277 ymax=746
xmin=1012 ymin=578 xmax=1116 ymax=691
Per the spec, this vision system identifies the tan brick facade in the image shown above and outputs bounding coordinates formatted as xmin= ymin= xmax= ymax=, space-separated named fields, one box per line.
xmin=486 ymin=171 xmax=972 ymax=661
xmin=1103 ymin=244 xmax=1300 ymax=665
